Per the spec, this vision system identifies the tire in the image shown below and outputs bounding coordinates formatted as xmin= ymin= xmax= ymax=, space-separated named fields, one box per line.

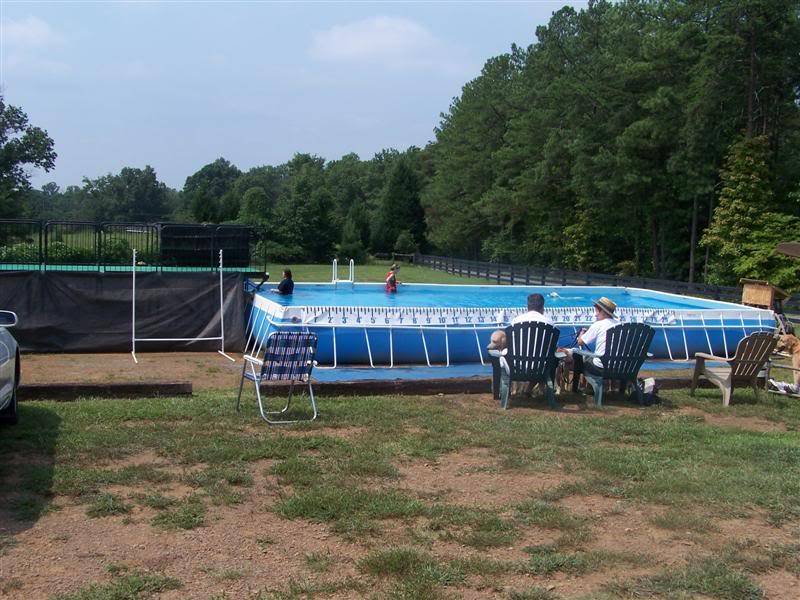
xmin=0 ymin=388 xmax=18 ymax=425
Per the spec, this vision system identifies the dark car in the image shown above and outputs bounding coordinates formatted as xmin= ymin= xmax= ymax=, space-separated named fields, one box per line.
xmin=0 ymin=311 xmax=20 ymax=425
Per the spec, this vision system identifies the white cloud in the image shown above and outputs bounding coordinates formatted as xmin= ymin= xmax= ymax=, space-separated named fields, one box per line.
xmin=309 ymin=16 xmax=455 ymax=70
xmin=1 ymin=16 xmax=70 ymax=79
xmin=2 ymin=16 xmax=62 ymax=49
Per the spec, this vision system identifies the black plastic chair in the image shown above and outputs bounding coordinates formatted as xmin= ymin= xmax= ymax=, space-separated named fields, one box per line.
xmin=491 ymin=322 xmax=561 ymax=410
xmin=572 ymin=323 xmax=655 ymax=406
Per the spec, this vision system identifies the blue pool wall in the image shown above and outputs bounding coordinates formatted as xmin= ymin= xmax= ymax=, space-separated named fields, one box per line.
xmin=246 ymin=283 xmax=775 ymax=365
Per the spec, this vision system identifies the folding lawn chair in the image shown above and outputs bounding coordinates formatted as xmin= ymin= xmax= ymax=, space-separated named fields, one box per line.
xmin=236 ymin=330 xmax=318 ymax=423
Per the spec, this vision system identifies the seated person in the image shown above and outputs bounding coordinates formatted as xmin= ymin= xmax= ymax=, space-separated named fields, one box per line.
xmin=270 ymin=269 xmax=294 ymax=295
xmin=488 ymin=293 xmax=552 ymax=351
xmin=567 ymin=296 xmax=619 ymax=378
xmin=385 ymin=264 xmax=400 ymax=293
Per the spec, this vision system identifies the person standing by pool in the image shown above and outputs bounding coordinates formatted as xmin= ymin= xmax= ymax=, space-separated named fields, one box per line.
xmin=385 ymin=264 xmax=400 ymax=293
xmin=271 ymin=269 xmax=294 ymax=295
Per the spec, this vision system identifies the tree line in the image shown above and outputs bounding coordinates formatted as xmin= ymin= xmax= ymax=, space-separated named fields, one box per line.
xmin=2 ymin=0 xmax=799 ymax=288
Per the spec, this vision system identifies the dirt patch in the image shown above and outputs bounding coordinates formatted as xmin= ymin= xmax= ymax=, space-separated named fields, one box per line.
xmin=0 ymin=454 xmax=367 ymax=600
xmin=21 ymin=352 xmax=244 ymax=391
xmin=756 ymin=570 xmax=800 ymax=600
xmin=677 ymin=406 xmax=787 ymax=433
xmin=398 ymin=448 xmax=577 ymax=508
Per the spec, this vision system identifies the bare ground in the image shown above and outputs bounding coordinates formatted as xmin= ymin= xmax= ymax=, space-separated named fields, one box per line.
xmin=6 ymin=355 xmax=800 ymax=598
xmin=21 ymin=352 xmax=245 ymax=391
xmin=2 ymin=440 xmax=798 ymax=599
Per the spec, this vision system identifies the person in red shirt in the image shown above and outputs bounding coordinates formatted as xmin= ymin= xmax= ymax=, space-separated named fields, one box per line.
xmin=385 ymin=264 xmax=400 ymax=293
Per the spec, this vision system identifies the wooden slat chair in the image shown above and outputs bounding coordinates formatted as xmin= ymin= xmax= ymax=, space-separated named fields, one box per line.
xmin=572 ymin=323 xmax=655 ymax=406
xmin=690 ymin=332 xmax=776 ymax=406
xmin=236 ymin=331 xmax=318 ymax=423
xmin=493 ymin=322 xmax=561 ymax=410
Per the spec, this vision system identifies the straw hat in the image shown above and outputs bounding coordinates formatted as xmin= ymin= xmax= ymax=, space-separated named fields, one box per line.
xmin=593 ymin=297 xmax=617 ymax=317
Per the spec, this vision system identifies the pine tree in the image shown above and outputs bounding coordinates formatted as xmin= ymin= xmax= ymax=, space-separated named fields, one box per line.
xmin=702 ymin=136 xmax=800 ymax=289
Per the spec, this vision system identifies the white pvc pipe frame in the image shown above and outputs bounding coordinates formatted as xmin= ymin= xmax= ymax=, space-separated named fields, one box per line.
xmin=131 ymin=248 xmax=236 ymax=364
xmin=243 ymin=307 xmax=773 ymax=369
xmin=331 ymin=258 xmax=355 ymax=285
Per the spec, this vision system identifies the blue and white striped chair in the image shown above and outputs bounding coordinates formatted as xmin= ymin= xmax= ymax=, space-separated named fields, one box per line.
xmin=236 ymin=331 xmax=318 ymax=423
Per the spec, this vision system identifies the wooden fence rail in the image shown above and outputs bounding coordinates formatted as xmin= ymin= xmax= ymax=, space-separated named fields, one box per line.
xmin=412 ymin=253 xmax=800 ymax=312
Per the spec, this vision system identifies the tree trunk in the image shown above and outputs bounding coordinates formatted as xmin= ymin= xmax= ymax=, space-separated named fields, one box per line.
xmin=650 ymin=216 xmax=659 ymax=277
xmin=746 ymin=31 xmax=757 ymax=138
xmin=703 ymin=196 xmax=714 ymax=283
xmin=688 ymin=196 xmax=698 ymax=283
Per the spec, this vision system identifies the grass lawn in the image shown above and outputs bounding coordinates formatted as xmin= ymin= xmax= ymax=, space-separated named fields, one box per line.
xmin=1 ymin=386 xmax=799 ymax=599
xmin=264 ymin=260 xmax=492 ymax=285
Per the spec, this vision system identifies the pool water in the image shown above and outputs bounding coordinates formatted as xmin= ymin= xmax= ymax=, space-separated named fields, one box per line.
xmin=263 ymin=283 xmax=745 ymax=311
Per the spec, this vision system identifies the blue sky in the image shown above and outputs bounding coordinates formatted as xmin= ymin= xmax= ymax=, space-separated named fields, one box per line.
xmin=1 ymin=1 xmax=583 ymax=190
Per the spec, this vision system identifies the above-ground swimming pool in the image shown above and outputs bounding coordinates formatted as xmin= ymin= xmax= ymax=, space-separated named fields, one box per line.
xmin=246 ymin=283 xmax=775 ymax=366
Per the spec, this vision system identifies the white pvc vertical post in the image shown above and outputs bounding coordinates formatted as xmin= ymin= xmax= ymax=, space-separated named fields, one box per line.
xmin=131 ymin=249 xmax=138 ymax=363
xmin=473 ymin=325 xmax=485 ymax=366
xmin=389 ymin=328 xmax=394 ymax=368
xmin=218 ymin=249 xmax=235 ymax=362
xmin=363 ymin=328 xmax=375 ymax=367
xmin=720 ymin=314 xmax=730 ymax=358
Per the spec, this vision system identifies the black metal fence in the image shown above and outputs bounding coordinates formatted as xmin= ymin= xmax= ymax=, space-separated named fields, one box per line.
xmin=414 ymin=253 xmax=800 ymax=311
xmin=0 ymin=220 xmax=267 ymax=272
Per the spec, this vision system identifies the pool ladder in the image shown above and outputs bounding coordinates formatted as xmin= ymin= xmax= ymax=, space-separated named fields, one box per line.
xmin=332 ymin=258 xmax=355 ymax=287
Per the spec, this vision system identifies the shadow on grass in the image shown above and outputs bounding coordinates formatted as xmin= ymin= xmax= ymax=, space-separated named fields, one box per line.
xmin=0 ymin=403 xmax=61 ymax=532
xmin=504 ymin=388 xmax=673 ymax=412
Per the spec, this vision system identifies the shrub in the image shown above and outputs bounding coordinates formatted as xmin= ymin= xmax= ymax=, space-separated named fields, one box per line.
xmin=0 ymin=242 xmax=39 ymax=263
xmin=394 ymin=230 xmax=417 ymax=254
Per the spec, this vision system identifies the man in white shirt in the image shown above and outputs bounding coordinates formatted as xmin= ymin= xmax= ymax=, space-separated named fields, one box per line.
xmin=576 ymin=296 xmax=619 ymax=373
xmin=487 ymin=294 xmax=556 ymax=405
xmin=488 ymin=293 xmax=552 ymax=351
xmin=511 ymin=293 xmax=553 ymax=326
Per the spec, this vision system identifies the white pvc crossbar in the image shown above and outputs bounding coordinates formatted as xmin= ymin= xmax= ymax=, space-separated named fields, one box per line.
xmin=131 ymin=248 xmax=235 ymax=364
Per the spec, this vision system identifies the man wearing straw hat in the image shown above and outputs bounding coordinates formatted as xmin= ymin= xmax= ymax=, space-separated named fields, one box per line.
xmin=573 ymin=296 xmax=619 ymax=375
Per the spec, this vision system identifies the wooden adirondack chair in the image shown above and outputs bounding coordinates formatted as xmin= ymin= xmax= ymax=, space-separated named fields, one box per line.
xmin=571 ymin=323 xmax=655 ymax=407
xmin=690 ymin=332 xmax=776 ymax=406
xmin=493 ymin=321 xmax=561 ymax=410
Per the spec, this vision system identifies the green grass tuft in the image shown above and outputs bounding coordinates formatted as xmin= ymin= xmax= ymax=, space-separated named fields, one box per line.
xmin=52 ymin=571 xmax=181 ymax=600
xmin=607 ymin=556 xmax=763 ymax=599
xmin=515 ymin=500 xmax=588 ymax=531
xmin=150 ymin=496 xmax=205 ymax=530
xmin=86 ymin=493 xmax=132 ymax=518
xmin=509 ymin=587 xmax=561 ymax=600
xmin=649 ymin=508 xmax=717 ymax=533
xmin=0 ymin=534 xmax=17 ymax=556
